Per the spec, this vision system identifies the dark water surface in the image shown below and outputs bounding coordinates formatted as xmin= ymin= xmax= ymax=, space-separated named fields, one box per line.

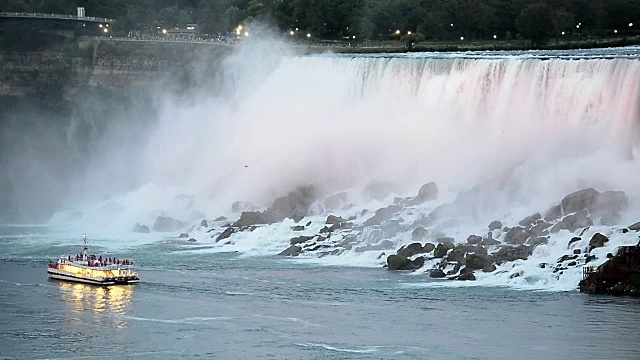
xmin=1 ymin=227 xmax=640 ymax=359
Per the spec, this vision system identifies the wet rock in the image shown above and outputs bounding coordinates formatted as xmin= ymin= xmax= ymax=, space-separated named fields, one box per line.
xmin=530 ymin=221 xmax=551 ymax=236
xmin=436 ymin=237 xmax=455 ymax=245
xmin=430 ymin=269 xmax=446 ymax=278
xmin=505 ymin=226 xmax=529 ymax=245
xmin=628 ymin=222 xmax=640 ymax=231
xmin=551 ymin=210 xmax=593 ymax=233
xmin=290 ymin=236 xmax=314 ymax=245
xmin=482 ymin=236 xmax=501 ymax=246
xmin=589 ymin=233 xmax=609 ymax=250
xmin=593 ymin=190 xmax=628 ymax=215
xmin=292 ymin=225 xmax=305 ymax=231
xmin=412 ymin=227 xmax=428 ymax=242
xmin=187 ymin=238 xmax=197 ymax=242
xmin=434 ymin=242 xmax=454 ymax=258
xmin=488 ymin=220 xmax=502 ymax=231
xmin=446 ymin=263 xmax=462 ymax=275
xmin=585 ymin=254 xmax=597 ymax=263
xmin=152 ymin=216 xmax=185 ymax=232
xmin=363 ymin=204 xmax=402 ymax=227
xmin=178 ymin=233 xmax=189 ymax=238
xmin=422 ymin=243 xmax=436 ymax=253
xmin=446 ymin=249 xmax=466 ymax=264
xmin=568 ymin=237 xmax=581 ymax=248
xmin=216 ymin=227 xmax=236 ymax=242
xmin=233 ymin=211 xmax=269 ymax=227
xmin=278 ymin=245 xmax=302 ymax=256
xmin=519 ymin=213 xmax=541 ymax=228
xmin=579 ymin=245 xmax=640 ymax=296
xmin=397 ymin=242 xmax=426 ymax=258
xmin=465 ymin=254 xmax=493 ymax=270
xmin=326 ymin=215 xmax=347 ymax=226
xmin=132 ymin=223 xmax=150 ymax=233
xmin=573 ymin=249 xmax=581 ymax=255
xmin=456 ymin=269 xmax=476 ymax=281
xmin=544 ymin=204 xmax=563 ymax=222
xmin=561 ymin=188 xmax=599 ymax=214
xmin=411 ymin=256 xmax=426 ymax=270
xmin=482 ymin=264 xmax=497 ymax=272
xmin=267 ymin=186 xmax=318 ymax=223
xmin=493 ymin=245 xmax=531 ymax=264
xmin=200 ymin=219 xmax=208 ymax=227
xmin=319 ymin=226 xmax=332 ymax=234
xmin=467 ymin=235 xmax=482 ymax=245
xmin=558 ymin=254 xmax=579 ymax=263
xmin=214 ymin=216 xmax=227 ymax=222
xmin=411 ymin=182 xmax=438 ymax=204
xmin=387 ymin=255 xmax=411 ymax=270
xmin=567 ymin=261 xmax=577 ymax=266
xmin=528 ymin=236 xmax=548 ymax=248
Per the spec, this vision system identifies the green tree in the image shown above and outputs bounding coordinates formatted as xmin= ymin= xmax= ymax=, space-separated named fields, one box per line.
xmin=401 ymin=32 xmax=424 ymax=50
xmin=517 ymin=2 xmax=553 ymax=46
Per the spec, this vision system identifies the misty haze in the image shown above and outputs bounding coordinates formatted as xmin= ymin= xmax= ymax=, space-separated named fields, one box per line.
xmin=1 ymin=2 xmax=640 ymax=359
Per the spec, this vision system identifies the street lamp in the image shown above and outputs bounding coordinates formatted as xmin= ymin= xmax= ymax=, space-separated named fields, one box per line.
xmin=450 ymin=23 xmax=454 ymax=27
xmin=162 ymin=29 xmax=167 ymax=34
xmin=614 ymin=29 xmax=618 ymax=33
xmin=244 ymin=31 xmax=249 ymax=37
xmin=407 ymin=31 xmax=412 ymax=35
xmin=306 ymin=33 xmax=311 ymax=38
xmin=238 ymin=25 xmax=243 ymax=31
xmin=352 ymin=35 xmax=356 ymax=39
xmin=103 ymin=28 xmax=108 ymax=33
xmin=460 ymin=36 xmax=464 ymax=40
xmin=630 ymin=23 xmax=634 ymax=27
xmin=98 ymin=24 xmax=103 ymax=28
xmin=395 ymin=29 xmax=400 ymax=35
xmin=561 ymin=31 xmax=565 ymax=35
xmin=290 ymin=30 xmax=295 ymax=35
xmin=493 ymin=34 xmax=497 ymax=39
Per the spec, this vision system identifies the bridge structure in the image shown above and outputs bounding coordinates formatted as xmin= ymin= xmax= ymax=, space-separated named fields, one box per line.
xmin=0 ymin=12 xmax=114 ymax=25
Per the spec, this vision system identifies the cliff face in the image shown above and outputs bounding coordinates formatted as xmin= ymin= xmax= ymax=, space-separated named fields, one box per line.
xmin=580 ymin=243 xmax=640 ymax=297
xmin=0 ymin=39 xmax=230 ymax=96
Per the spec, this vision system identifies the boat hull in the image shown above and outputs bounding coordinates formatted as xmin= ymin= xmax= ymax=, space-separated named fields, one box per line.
xmin=47 ymin=269 xmax=139 ymax=286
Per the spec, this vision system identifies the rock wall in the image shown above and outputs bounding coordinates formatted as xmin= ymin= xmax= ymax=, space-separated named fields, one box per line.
xmin=0 ymin=39 xmax=230 ymax=96
xmin=580 ymin=244 xmax=640 ymax=297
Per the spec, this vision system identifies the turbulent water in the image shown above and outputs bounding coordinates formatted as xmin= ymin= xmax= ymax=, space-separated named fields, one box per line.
xmin=1 ymin=45 xmax=640 ymax=358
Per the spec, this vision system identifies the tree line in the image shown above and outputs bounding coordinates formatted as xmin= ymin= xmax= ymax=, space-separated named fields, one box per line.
xmin=2 ymin=0 xmax=639 ymax=45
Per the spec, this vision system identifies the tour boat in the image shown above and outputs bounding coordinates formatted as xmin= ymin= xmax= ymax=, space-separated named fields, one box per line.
xmin=47 ymin=235 xmax=139 ymax=285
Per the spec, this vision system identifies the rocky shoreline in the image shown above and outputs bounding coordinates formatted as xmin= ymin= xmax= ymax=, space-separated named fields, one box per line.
xmin=133 ymin=182 xmax=638 ymax=292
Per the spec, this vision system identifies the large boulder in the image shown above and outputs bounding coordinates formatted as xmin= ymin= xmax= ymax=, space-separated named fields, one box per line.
xmin=493 ymin=245 xmax=531 ymax=264
xmin=326 ymin=215 xmax=347 ymax=225
xmin=544 ymin=204 xmax=563 ymax=222
xmin=592 ymin=190 xmax=628 ymax=215
xmin=561 ymin=188 xmax=600 ymax=214
xmin=488 ymin=220 xmax=502 ymax=231
xmin=551 ymin=210 xmax=593 ymax=233
xmin=216 ymin=227 xmax=236 ymax=242
xmin=467 ymin=235 xmax=482 ymax=244
xmin=233 ymin=211 xmax=269 ymax=227
xmin=278 ymin=245 xmax=302 ymax=256
xmin=266 ymin=186 xmax=318 ymax=223
xmin=519 ymin=213 xmax=541 ymax=228
xmin=429 ymin=269 xmax=446 ymax=278
xmin=628 ymin=222 xmax=640 ymax=231
xmin=152 ymin=216 xmax=184 ymax=232
xmin=290 ymin=235 xmax=314 ymax=245
xmin=200 ymin=219 xmax=208 ymax=227
xmin=132 ymin=223 xmax=150 ymax=233
xmin=579 ymin=245 xmax=640 ymax=296
xmin=412 ymin=182 xmax=438 ymax=204
xmin=589 ymin=233 xmax=609 ymax=250
xmin=423 ymin=243 xmax=436 ymax=253
xmin=434 ymin=241 xmax=454 ymax=258
xmin=446 ymin=249 xmax=466 ymax=264
xmin=456 ymin=268 xmax=476 ymax=281
xmin=363 ymin=204 xmax=402 ymax=227
xmin=397 ymin=242 xmax=429 ymax=258
xmin=387 ymin=255 xmax=425 ymax=271
xmin=505 ymin=226 xmax=529 ymax=245
xmin=465 ymin=254 xmax=493 ymax=270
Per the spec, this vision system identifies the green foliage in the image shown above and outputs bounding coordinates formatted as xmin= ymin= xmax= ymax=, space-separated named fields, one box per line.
xmin=0 ymin=0 xmax=635 ymax=41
